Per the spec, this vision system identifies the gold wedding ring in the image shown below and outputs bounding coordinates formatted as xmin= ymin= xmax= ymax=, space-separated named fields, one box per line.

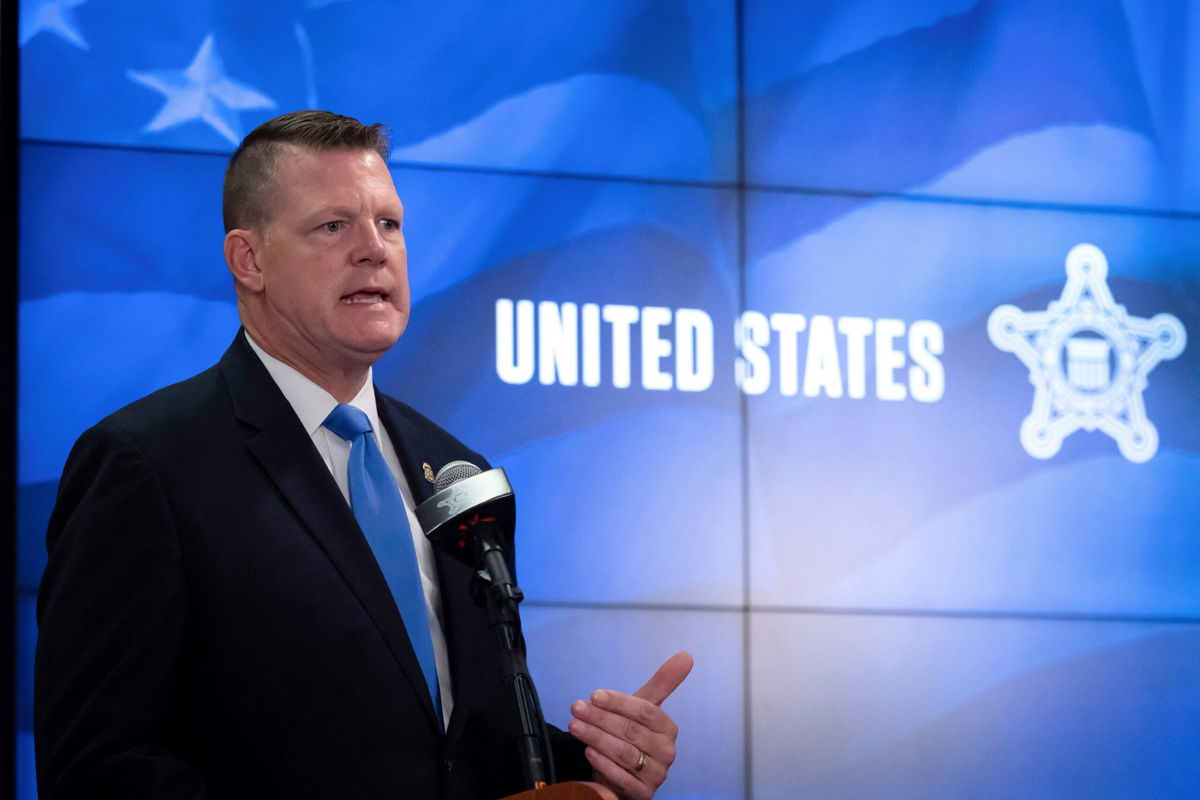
xmin=633 ymin=750 xmax=647 ymax=773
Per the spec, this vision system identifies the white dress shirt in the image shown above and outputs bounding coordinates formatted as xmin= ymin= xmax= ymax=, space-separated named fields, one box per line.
xmin=245 ymin=332 xmax=454 ymax=728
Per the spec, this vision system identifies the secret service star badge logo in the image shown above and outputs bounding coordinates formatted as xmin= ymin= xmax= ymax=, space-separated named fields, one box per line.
xmin=988 ymin=243 xmax=1185 ymax=463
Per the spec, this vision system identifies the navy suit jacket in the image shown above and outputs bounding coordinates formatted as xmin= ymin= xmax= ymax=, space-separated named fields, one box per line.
xmin=35 ymin=332 xmax=586 ymax=799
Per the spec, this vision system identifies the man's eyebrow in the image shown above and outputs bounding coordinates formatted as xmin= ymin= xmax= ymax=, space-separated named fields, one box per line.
xmin=302 ymin=205 xmax=355 ymax=222
xmin=299 ymin=204 xmax=404 ymax=225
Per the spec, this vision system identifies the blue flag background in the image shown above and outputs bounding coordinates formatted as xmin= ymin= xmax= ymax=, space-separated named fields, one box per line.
xmin=18 ymin=1 xmax=1200 ymax=797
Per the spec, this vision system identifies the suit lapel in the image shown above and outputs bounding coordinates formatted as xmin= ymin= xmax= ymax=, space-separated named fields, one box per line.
xmin=218 ymin=333 xmax=441 ymax=731
xmin=375 ymin=393 xmax=440 ymax=509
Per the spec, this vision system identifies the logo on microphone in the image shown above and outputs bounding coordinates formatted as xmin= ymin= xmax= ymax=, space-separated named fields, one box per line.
xmin=988 ymin=244 xmax=1185 ymax=463
xmin=437 ymin=489 xmax=472 ymax=517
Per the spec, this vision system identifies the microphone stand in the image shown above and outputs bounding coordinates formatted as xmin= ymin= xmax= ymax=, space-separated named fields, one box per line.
xmin=418 ymin=466 xmax=575 ymax=795
xmin=474 ymin=531 xmax=556 ymax=790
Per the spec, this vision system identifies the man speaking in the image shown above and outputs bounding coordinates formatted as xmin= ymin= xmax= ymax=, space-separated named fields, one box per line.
xmin=35 ymin=110 xmax=691 ymax=800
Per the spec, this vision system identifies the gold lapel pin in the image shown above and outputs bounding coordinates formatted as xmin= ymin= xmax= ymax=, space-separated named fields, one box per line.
xmin=422 ymin=462 xmax=435 ymax=483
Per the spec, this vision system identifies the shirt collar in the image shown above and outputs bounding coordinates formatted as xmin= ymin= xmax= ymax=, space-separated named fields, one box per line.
xmin=243 ymin=331 xmax=380 ymax=437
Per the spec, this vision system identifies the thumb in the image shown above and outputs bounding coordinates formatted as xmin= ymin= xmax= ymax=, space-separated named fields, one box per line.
xmin=633 ymin=651 xmax=694 ymax=707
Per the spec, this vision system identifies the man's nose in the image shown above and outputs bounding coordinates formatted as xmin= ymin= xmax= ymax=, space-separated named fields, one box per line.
xmin=352 ymin=221 xmax=388 ymax=265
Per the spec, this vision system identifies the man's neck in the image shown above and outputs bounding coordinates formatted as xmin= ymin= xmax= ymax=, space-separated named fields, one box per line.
xmin=242 ymin=328 xmax=371 ymax=403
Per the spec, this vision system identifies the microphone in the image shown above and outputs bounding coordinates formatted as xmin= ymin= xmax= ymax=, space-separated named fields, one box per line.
xmin=415 ymin=461 xmax=520 ymax=603
xmin=416 ymin=461 xmax=555 ymax=788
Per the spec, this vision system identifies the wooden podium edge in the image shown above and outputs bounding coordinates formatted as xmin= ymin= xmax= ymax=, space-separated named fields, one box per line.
xmin=500 ymin=780 xmax=619 ymax=800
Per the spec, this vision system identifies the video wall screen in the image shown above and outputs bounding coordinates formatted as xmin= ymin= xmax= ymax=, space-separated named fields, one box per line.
xmin=20 ymin=0 xmax=737 ymax=182
xmin=745 ymin=191 xmax=1200 ymax=616
xmin=751 ymin=612 xmax=1200 ymax=799
xmin=745 ymin=0 xmax=1200 ymax=212
xmin=17 ymin=1 xmax=1200 ymax=798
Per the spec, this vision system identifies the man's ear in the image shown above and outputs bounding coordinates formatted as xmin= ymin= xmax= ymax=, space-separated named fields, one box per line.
xmin=225 ymin=229 xmax=265 ymax=293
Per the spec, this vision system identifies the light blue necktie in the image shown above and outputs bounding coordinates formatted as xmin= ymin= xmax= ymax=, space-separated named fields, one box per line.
xmin=323 ymin=403 xmax=440 ymax=709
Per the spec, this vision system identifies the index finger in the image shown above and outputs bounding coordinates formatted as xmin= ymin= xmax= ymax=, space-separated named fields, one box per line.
xmin=633 ymin=651 xmax=694 ymax=707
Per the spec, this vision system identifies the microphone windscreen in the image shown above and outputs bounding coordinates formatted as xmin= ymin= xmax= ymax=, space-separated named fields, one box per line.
xmin=434 ymin=460 xmax=482 ymax=492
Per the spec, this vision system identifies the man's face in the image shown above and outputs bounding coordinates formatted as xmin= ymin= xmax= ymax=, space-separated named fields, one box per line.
xmin=248 ymin=146 xmax=409 ymax=378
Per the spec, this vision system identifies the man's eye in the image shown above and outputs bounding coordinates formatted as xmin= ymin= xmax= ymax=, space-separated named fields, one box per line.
xmin=380 ymin=218 xmax=399 ymax=231
xmin=323 ymin=221 xmax=342 ymax=232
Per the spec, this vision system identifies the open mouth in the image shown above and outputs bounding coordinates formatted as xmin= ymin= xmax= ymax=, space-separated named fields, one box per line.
xmin=340 ymin=290 xmax=389 ymax=305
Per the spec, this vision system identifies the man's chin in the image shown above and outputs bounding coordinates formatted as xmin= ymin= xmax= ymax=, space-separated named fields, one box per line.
xmin=342 ymin=326 xmax=405 ymax=361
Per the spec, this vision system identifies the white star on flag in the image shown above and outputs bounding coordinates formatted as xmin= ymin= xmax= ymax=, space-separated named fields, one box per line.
xmin=127 ymin=34 xmax=276 ymax=146
xmin=20 ymin=0 xmax=91 ymax=50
